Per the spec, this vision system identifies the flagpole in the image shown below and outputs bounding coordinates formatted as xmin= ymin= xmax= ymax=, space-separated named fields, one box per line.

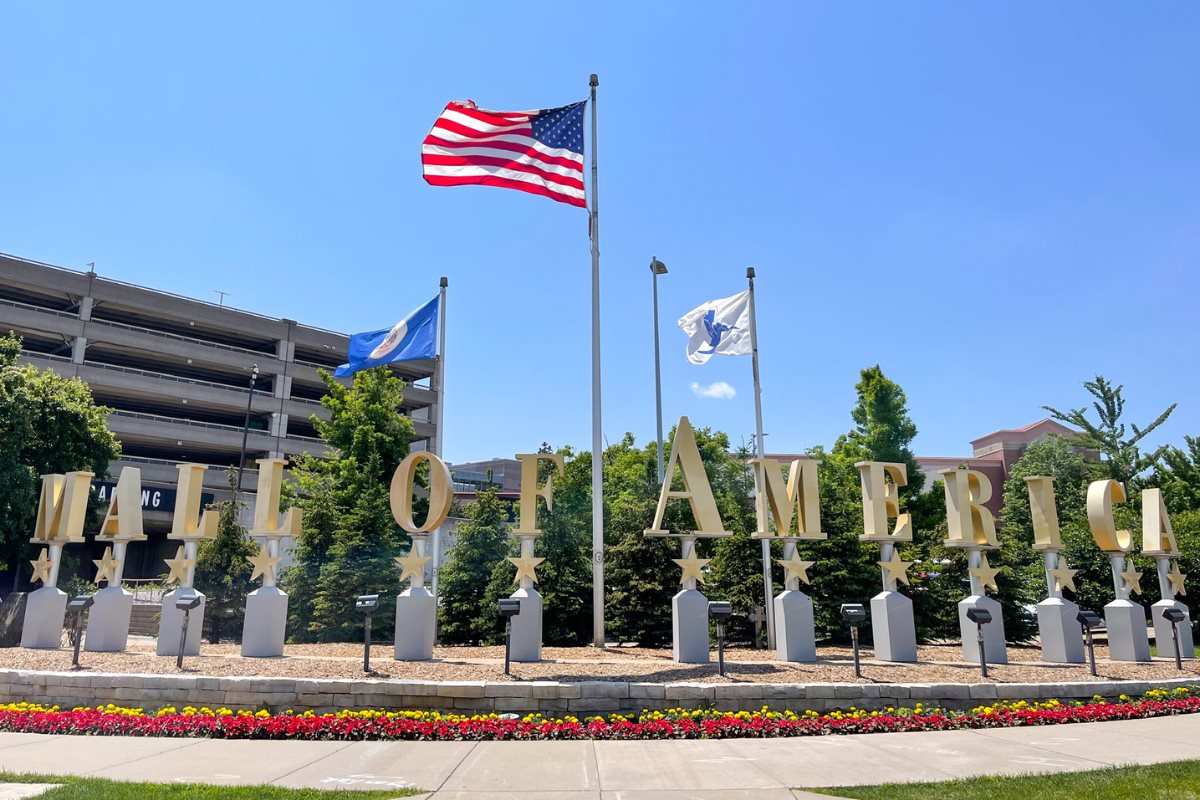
xmin=431 ymin=276 xmax=448 ymax=611
xmin=588 ymin=73 xmax=605 ymax=648
xmin=746 ymin=267 xmax=776 ymax=650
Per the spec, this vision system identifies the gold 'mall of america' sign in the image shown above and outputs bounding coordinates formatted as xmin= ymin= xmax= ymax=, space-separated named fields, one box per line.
xmin=27 ymin=413 xmax=1188 ymax=599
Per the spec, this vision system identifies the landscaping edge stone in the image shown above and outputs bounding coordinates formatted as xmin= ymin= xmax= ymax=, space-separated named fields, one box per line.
xmin=0 ymin=669 xmax=1194 ymax=717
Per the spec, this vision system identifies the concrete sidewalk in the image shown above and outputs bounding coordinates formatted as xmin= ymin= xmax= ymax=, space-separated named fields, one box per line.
xmin=4 ymin=714 xmax=1200 ymax=798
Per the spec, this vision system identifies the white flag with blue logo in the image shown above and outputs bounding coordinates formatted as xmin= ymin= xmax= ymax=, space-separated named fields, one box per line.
xmin=678 ymin=291 xmax=752 ymax=365
xmin=335 ymin=296 xmax=439 ymax=378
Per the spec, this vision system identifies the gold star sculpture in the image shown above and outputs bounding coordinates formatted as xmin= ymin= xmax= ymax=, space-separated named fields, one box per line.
xmin=92 ymin=546 xmax=121 ymax=585
xmin=163 ymin=545 xmax=194 ymax=585
xmin=1120 ymin=564 xmax=1143 ymax=596
xmin=877 ymin=551 xmax=914 ymax=587
xmin=969 ymin=553 xmax=1001 ymax=593
xmin=1167 ymin=562 xmax=1188 ymax=597
xmin=1048 ymin=561 xmax=1078 ymax=593
xmin=507 ymin=554 xmax=545 ymax=585
xmin=247 ymin=543 xmax=282 ymax=583
xmin=778 ymin=552 xmax=815 ymax=585
xmin=395 ymin=552 xmax=431 ymax=585
xmin=672 ymin=551 xmax=711 ymax=586
xmin=29 ymin=548 xmax=54 ymax=585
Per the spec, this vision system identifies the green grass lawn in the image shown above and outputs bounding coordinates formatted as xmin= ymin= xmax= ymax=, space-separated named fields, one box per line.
xmin=819 ymin=759 xmax=1200 ymax=799
xmin=0 ymin=772 xmax=421 ymax=799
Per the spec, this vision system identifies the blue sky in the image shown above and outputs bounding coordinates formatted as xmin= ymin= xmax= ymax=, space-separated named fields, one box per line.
xmin=2 ymin=3 xmax=1197 ymax=465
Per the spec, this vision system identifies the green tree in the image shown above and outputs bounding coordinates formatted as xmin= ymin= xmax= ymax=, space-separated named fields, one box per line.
xmin=1153 ymin=436 xmax=1200 ymax=515
xmin=193 ymin=472 xmax=257 ymax=643
xmin=603 ymin=435 xmax=679 ymax=646
xmin=704 ymin=438 xmax=770 ymax=645
xmin=0 ymin=333 xmax=120 ymax=589
xmin=836 ymin=365 xmax=923 ymax=492
xmin=1162 ymin=510 xmax=1200 ymax=623
xmin=437 ymin=486 xmax=511 ymax=645
xmin=483 ymin=446 xmax=593 ymax=646
xmin=281 ymin=366 xmax=415 ymax=641
xmin=1044 ymin=375 xmax=1176 ymax=486
xmin=994 ymin=436 xmax=1092 ymax=641
xmin=803 ymin=365 xmax=948 ymax=641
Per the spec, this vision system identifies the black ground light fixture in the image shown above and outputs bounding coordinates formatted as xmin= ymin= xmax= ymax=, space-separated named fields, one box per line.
xmin=708 ymin=601 xmax=733 ymax=677
xmin=965 ymin=606 xmax=993 ymax=679
xmin=499 ymin=598 xmax=521 ymax=676
xmin=841 ymin=603 xmax=867 ymax=679
xmin=67 ymin=594 xmax=95 ymax=670
xmin=175 ymin=593 xmax=203 ymax=670
xmin=356 ymin=594 xmax=380 ymax=673
xmin=1077 ymin=610 xmax=1103 ymax=677
xmin=1162 ymin=607 xmax=1187 ymax=671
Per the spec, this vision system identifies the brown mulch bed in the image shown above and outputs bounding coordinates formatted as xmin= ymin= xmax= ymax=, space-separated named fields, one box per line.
xmin=2 ymin=640 xmax=1197 ymax=684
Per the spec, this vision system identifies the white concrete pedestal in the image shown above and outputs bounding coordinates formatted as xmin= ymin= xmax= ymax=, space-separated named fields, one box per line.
xmin=1104 ymin=599 xmax=1150 ymax=662
xmin=156 ymin=589 xmax=206 ymax=656
xmin=774 ymin=590 xmax=816 ymax=662
xmin=241 ymin=586 xmax=288 ymax=657
xmin=20 ymin=586 xmax=67 ymax=649
xmin=870 ymin=590 xmax=916 ymax=662
xmin=84 ymin=586 xmax=133 ymax=652
xmin=673 ymin=588 xmax=709 ymax=663
xmin=1037 ymin=596 xmax=1084 ymax=663
xmin=1153 ymin=599 xmax=1195 ymax=660
xmin=508 ymin=587 xmax=543 ymax=662
xmin=959 ymin=595 xmax=1007 ymax=664
xmin=394 ymin=587 xmax=436 ymax=661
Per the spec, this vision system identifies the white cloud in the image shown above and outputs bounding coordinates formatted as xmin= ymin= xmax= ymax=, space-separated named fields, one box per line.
xmin=690 ymin=381 xmax=737 ymax=400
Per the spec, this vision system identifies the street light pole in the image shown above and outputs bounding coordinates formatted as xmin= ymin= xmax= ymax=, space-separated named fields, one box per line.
xmin=650 ymin=257 xmax=668 ymax=483
xmin=235 ymin=364 xmax=260 ymax=506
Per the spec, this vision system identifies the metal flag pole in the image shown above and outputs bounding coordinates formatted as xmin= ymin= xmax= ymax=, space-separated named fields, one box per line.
xmin=235 ymin=364 xmax=260 ymax=508
xmin=746 ymin=267 xmax=776 ymax=650
xmin=589 ymin=73 xmax=605 ymax=648
xmin=650 ymin=257 xmax=668 ymax=483
xmin=431 ymin=277 xmax=449 ymax=608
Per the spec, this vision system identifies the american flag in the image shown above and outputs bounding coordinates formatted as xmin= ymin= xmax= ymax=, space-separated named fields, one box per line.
xmin=422 ymin=100 xmax=587 ymax=209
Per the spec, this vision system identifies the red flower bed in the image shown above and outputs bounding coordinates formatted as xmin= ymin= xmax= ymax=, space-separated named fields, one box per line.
xmin=1 ymin=690 xmax=1197 ymax=741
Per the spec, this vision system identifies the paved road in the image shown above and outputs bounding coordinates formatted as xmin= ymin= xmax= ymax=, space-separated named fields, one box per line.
xmin=4 ymin=713 xmax=1200 ymax=798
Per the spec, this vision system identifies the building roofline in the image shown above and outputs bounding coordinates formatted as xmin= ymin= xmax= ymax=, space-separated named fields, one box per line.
xmin=968 ymin=417 xmax=1077 ymax=447
xmin=0 ymin=251 xmax=348 ymax=337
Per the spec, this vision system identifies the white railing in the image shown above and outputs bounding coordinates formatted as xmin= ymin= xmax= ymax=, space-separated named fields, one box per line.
xmin=88 ymin=317 xmax=276 ymax=359
xmin=22 ymin=350 xmax=73 ymax=363
xmin=79 ymin=359 xmax=273 ymax=395
xmin=0 ymin=296 xmax=79 ymax=319
xmin=109 ymin=409 xmax=271 ymax=435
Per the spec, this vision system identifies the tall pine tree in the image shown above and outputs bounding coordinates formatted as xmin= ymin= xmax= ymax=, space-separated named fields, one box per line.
xmin=603 ymin=435 xmax=679 ymax=646
xmin=483 ymin=446 xmax=593 ymax=645
xmin=805 ymin=365 xmax=947 ymax=641
xmin=193 ymin=471 xmax=257 ymax=643
xmin=281 ymin=366 xmax=414 ymax=642
xmin=438 ymin=486 xmax=511 ymax=645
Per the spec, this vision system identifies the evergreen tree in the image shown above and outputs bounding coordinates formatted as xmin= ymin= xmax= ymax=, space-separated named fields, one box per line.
xmin=836 ymin=364 xmax=924 ymax=492
xmin=309 ymin=457 xmax=403 ymax=641
xmin=1044 ymin=375 xmax=1176 ymax=486
xmin=1152 ymin=436 xmax=1200 ymax=515
xmin=989 ymin=436 xmax=1092 ymax=642
xmin=805 ymin=447 xmax=884 ymax=641
xmin=803 ymin=365 xmax=946 ymax=641
xmin=483 ymin=446 xmax=593 ymax=645
xmin=705 ymin=438 xmax=771 ymax=645
xmin=1161 ymin=510 xmax=1200 ymax=623
xmin=603 ymin=436 xmax=679 ymax=646
xmin=281 ymin=366 xmax=414 ymax=642
xmin=438 ymin=486 xmax=511 ymax=645
xmin=193 ymin=472 xmax=257 ymax=643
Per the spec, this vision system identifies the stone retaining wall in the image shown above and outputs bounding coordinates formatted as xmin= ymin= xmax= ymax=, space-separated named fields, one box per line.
xmin=1 ymin=669 xmax=1195 ymax=717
